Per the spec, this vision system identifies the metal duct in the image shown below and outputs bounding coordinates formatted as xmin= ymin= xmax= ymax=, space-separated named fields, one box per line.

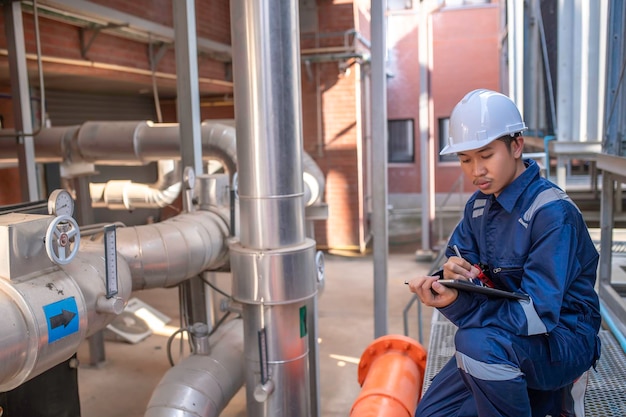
xmin=0 ymin=215 xmax=133 ymax=391
xmin=144 ymin=319 xmax=245 ymax=417
xmin=0 ymin=202 xmax=232 ymax=393
xmin=228 ymin=1 xmax=318 ymax=417
xmin=113 ymin=209 xmax=230 ymax=291
xmin=0 ymin=121 xmax=326 ymax=210
xmin=89 ymin=160 xmax=182 ymax=210
xmin=0 ymin=126 xmax=78 ymax=164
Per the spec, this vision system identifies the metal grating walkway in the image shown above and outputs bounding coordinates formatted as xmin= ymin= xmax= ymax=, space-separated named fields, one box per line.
xmin=422 ymin=312 xmax=626 ymax=416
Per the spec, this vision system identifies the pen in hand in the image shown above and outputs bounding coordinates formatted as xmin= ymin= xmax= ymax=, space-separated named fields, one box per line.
xmin=405 ymin=279 xmax=439 ymax=296
xmin=452 ymin=244 xmax=462 ymax=259
xmin=452 ymin=245 xmax=488 ymax=286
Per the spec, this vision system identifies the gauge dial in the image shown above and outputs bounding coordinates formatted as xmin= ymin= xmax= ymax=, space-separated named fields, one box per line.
xmin=48 ymin=189 xmax=75 ymax=217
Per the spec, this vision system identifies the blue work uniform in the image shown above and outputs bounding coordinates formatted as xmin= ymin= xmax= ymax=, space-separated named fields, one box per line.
xmin=416 ymin=159 xmax=601 ymax=417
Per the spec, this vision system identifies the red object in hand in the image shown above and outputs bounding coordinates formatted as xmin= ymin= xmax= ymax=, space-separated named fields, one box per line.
xmin=474 ymin=264 xmax=495 ymax=288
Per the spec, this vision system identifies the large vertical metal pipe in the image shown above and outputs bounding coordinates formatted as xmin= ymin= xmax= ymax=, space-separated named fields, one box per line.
xmin=507 ymin=0 xmax=525 ymax=107
xmin=229 ymin=1 xmax=317 ymax=416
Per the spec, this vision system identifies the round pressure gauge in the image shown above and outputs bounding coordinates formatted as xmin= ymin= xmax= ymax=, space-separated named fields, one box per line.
xmin=48 ymin=189 xmax=75 ymax=217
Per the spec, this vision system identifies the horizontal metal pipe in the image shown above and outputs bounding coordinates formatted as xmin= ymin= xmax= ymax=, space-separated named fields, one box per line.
xmin=0 ymin=121 xmax=241 ymax=168
xmin=0 ymin=121 xmax=326 ymax=211
xmin=0 ymin=126 xmax=77 ymax=163
xmin=115 ymin=210 xmax=230 ymax=290
xmin=89 ymin=160 xmax=182 ymax=210
xmin=0 ymin=239 xmax=132 ymax=391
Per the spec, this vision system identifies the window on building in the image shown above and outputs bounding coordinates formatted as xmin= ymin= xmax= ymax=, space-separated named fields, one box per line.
xmin=438 ymin=117 xmax=458 ymax=163
xmin=388 ymin=119 xmax=414 ymax=163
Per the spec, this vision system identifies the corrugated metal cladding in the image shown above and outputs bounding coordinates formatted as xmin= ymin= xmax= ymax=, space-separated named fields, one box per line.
xmin=46 ymin=90 xmax=157 ymax=126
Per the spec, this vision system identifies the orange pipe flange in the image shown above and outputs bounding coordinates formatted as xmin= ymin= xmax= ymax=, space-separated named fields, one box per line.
xmin=350 ymin=334 xmax=427 ymax=417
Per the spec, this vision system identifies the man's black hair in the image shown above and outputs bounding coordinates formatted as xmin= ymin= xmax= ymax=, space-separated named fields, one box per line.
xmin=497 ymin=132 xmax=523 ymax=150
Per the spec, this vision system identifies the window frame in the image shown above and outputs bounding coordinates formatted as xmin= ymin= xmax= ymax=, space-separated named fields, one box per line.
xmin=387 ymin=118 xmax=415 ymax=164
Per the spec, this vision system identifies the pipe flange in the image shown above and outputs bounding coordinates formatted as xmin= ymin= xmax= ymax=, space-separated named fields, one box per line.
xmin=356 ymin=334 xmax=427 ymax=385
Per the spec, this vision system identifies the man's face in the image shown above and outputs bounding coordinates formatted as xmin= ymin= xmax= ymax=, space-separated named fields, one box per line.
xmin=456 ymin=137 xmax=524 ymax=197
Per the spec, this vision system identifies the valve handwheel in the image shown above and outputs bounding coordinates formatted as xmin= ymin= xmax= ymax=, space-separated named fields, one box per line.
xmin=45 ymin=214 xmax=81 ymax=265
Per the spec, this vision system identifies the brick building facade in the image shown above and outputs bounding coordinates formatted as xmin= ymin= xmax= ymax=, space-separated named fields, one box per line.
xmin=0 ymin=0 xmax=501 ymax=251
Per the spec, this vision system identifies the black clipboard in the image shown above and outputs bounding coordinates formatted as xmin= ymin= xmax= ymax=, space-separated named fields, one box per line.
xmin=438 ymin=279 xmax=530 ymax=301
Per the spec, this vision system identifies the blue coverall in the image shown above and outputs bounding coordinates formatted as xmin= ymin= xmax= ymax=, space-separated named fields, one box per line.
xmin=416 ymin=159 xmax=601 ymax=417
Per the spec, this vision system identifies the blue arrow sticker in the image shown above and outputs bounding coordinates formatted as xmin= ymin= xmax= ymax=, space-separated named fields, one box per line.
xmin=43 ymin=297 xmax=79 ymax=343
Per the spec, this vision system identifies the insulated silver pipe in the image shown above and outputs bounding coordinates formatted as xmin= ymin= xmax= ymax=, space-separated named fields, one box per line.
xmin=0 ymin=126 xmax=78 ymax=163
xmin=0 ymin=267 xmax=87 ymax=391
xmin=229 ymin=1 xmax=317 ymax=416
xmin=89 ymin=160 xmax=182 ymax=210
xmin=144 ymin=319 xmax=245 ymax=417
xmin=0 ymin=122 xmax=326 ymax=209
xmin=0 ymin=121 xmax=236 ymax=166
xmin=74 ymin=121 xmax=238 ymax=167
xmin=114 ymin=209 xmax=230 ymax=290
xmin=0 ymin=233 xmax=132 ymax=391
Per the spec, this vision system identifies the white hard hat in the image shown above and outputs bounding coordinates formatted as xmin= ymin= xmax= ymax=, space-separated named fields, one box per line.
xmin=440 ymin=89 xmax=527 ymax=155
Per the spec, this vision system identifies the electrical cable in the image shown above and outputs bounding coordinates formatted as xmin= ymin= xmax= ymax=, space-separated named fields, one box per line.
xmin=199 ymin=275 xmax=232 ymax=299
xmin=209 ymin=311 xmax=232 ymax=337
xmin=165 ymin=311 xmax=235 ymax=366
xmin=166 ymin=327 xmax=189 ymax=367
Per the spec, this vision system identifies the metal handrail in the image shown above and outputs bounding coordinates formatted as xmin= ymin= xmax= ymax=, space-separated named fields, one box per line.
xmin=435 ymin=174 xmax=465 ymax=244
xmin=402 ymin=245 xmax=448 ymax=343
xmin=403 ymin=174 xmax=465 ymax=343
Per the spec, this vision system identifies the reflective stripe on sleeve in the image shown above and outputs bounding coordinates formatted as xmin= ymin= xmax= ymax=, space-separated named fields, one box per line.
xmin=518 ymin=297 xmax=548 ymax=335
xmin=521 ymin=188 xmax=578 ymax=225
xmin=455 ymin=351 xmax=523 ymax=381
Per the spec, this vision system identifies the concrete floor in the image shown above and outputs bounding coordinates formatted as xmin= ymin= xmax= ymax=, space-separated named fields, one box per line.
xmin=76 ymin=247 xmax=435 ymax=417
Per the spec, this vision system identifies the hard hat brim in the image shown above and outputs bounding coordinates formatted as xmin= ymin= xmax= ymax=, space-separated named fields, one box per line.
xmin=439 ymin=137 xmax=498 ymax=156
xmin=440 ymin=129 xmax=527 ymax=156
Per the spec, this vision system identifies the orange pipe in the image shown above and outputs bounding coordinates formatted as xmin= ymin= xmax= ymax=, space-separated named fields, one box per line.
xmin=350 ymin=334 xmax=427 ymax=417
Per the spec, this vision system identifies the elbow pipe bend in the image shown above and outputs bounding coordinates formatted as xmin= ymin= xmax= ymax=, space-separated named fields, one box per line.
xmin=115 ymin=210 xmax=230 ymax=291
xmin=144 ymin=319 xmax=245 ymax=417
xmin=350 ymin=334 xmax=427 ymax=417
xmin=302 ymin=151 xmax=326 ymax=206
xmin=90 ymin=160 xmax=182 ymax=210
xmin=2 ymin=122 xmax=326 ymax=210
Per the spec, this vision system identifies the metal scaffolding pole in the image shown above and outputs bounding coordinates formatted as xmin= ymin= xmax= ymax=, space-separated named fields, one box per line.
xmin=173 ymin=0 xmax=207 ymax=326
xmin=371 ymin=0 xmax=389 ymax=338
xmin=3 ymin=1 xmax=38 ymax=201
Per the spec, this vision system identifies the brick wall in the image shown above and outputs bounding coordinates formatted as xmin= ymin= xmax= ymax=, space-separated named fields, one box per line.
xmin=0 ymin=85 xmax=21 ymax=205
xmin=387 ymin=12 xmax=420 ymax=194
xmin=387 ymin=4 xmax=501 ymax=197
xmin=0 ymin=1 xmax=231 ymax=97
xmin=431 ymin=5 xmax=501 ymax=193
xmin=301 ymin=1 xmax=364 ymax=250
xmin=0 ymin=1 xmax=503 ymax=251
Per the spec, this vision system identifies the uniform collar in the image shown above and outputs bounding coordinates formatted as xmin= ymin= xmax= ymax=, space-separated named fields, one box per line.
xmin=493 ymin=159 xmax=539 ymax=213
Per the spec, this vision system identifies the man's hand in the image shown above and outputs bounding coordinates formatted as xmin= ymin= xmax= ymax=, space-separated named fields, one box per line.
xmin=406 ymin=275 xmax=458 ymax=308
xmin=443 ymin=256 xmax=481 ymax=281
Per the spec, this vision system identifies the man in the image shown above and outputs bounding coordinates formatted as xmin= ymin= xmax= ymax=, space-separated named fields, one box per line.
xmin=406 ymin=89 xmax=601 ymax=417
